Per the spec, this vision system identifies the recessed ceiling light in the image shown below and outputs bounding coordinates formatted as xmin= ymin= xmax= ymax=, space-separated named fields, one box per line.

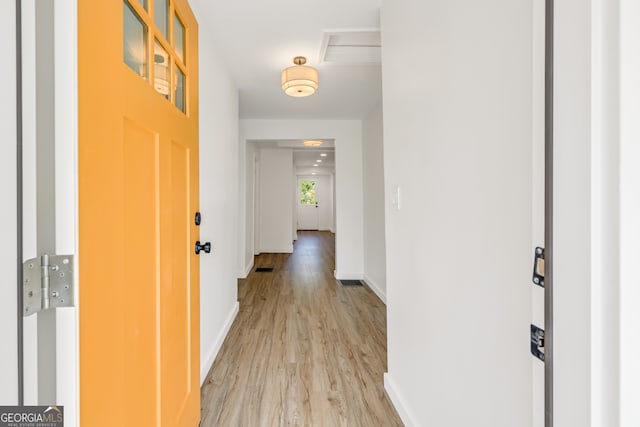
xmin=320 ymin=153 xmax=327 ymax=157
xmin=313 ymin=164 xmax=318 ymax=167
xmin=317 ymin=159 xmax=322 ymax=163
xmin=312 ymin=172 xmax=317 ymax=175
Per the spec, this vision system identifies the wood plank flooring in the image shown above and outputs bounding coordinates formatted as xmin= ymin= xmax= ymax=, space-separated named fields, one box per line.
xmin=200 ymin=231 xmax=403 ymax=426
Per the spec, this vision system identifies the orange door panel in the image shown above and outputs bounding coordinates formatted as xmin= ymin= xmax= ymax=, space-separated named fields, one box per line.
xmin=78 ymin=0 xmax=199 ymax=425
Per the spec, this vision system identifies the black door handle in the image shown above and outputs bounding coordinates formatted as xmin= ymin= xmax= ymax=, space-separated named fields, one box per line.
xmin=195 ymin=241 xmax=211 ymax=254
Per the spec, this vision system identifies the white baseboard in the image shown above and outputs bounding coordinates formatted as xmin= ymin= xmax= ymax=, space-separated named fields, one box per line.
xmin=384 ymin=373 xmax=418 ymax=427
xmin=200 ymin=302 xmax=239 ymax=385
xmin=363 ymin=275 xmax=387 ymax=305
xmin=335 ymin=272 xmax=364 ymax=280
xmin=259 ymin=247 xmax=293 ymax=254
xmin=240 ymin=258 xmax=254 ymax=279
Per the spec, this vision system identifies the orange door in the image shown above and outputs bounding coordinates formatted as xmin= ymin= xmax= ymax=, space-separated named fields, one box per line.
xmin=78 ymin=0 xmax=199 ymax=425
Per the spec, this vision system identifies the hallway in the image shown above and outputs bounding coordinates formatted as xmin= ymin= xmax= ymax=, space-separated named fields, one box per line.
xmin=200 ymin=231 xmax=402 ymax=426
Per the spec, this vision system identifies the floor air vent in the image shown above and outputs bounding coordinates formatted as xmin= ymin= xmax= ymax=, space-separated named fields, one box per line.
xmin=255 ymin=267 xmax=274 ymax=273
xmin=339 ymin=279 xmax=364 ymax=287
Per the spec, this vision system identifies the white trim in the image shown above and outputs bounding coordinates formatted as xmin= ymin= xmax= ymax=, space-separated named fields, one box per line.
xmin=0 ymin=0 xmax=18 ymax=405
xmin=384 ymin=373 xmax=418 ymax=427
xmin=55 ymin=0 xmax=79 ymax=424
xmin=334 ymin=272 xmax=363 ymax=280
xmin=21 ymin=0 xmax=38 ymax=405
xmin=258 ymin=246 xmax=293 ymax=254
xmin=200 ymin=302 xmax=239 ymax=385
xmin=619 ymin=0 xmax=640 ymax=423
xmin=363 ymin=275 xmax=386 ymax=305
xmin=56 ymin=308 xmax=78 ymax=427
xmin=240 ymin=258 xmax=254 ymax=279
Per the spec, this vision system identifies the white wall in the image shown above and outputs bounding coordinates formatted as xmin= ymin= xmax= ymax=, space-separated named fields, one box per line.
xmin=362 ymin=102 xmax=387 ymax=303
xmin=258 ymin=148 xmax=294 ymax=253
xmin=190 ymin=1 xmax=240 ymax=384
xmin=240 ymin=141 xmax=257 ymax=276
xmin=240 ymin=120 xmax=364 ymax=279
xmin=530 ymin=2 xmax=545 ymax=425
xmin=380 ymin=1 xmax=533 ymax=425
xmin=0 ymin=0 xmax=18 ymax=405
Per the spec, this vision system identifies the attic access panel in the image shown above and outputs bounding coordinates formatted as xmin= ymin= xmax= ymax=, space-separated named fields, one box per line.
xmin=320 ymin=30 xmax=381 ymax=64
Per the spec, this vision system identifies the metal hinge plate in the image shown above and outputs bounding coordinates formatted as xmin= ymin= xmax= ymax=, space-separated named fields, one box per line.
xmin=530 ymin=324 xmax=545 ymax=362
xmin=23 ymin=254 xmax=74 ymax=316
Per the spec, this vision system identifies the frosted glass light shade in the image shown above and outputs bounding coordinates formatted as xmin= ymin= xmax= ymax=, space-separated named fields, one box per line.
xmin=281 ymin=65 xmax=319 ymax=97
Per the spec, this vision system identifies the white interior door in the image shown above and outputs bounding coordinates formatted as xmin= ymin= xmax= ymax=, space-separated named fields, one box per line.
xmin=297 ymin=177 xmax=319 ymax=230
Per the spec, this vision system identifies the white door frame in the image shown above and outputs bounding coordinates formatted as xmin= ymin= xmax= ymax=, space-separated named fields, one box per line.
xmin=531 ymin=1 xmax=546 ymax=425
xmin=543 ymin=1 xmax=554 ymax=424
xmin=52 ymin=1 xmax=79 ymax=425
xmin=619 ymin=1 xmax=640 ymax=424
xmin=0 ymin=0 xmax=19 ymax=406
xmin=15 ymin=0 xmax=79 ymax=424
xmin=296 ymin=176 xmax=320 ymax=230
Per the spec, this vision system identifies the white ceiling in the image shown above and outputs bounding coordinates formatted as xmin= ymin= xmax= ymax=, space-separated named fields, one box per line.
xmin=191 ymin=0 xmax=383 ymax=120
xmin=293 ymin=149 xmax=335 ymax=169
xmin=247 ymin=139 xmax=336 ymax=169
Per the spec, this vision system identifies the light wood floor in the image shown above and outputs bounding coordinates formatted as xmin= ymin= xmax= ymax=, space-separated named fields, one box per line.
xmin=200 ymin=231 xmax=403 ymax=426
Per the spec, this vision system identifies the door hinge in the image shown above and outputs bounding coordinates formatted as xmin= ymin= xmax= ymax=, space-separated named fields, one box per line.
xmin=23 ymin=254 xmax=74 ymax=316
xmin=531 ymin=324 xmax=545 ymax=362
xmin=532 ymin=247 xmax=545 ymax=287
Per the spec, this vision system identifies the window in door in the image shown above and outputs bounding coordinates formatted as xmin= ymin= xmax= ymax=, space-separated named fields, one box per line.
xmin=123 ymin=0 xmax=189 ymax=113
xmin=300 ymin=180 xmax=316 ymax=205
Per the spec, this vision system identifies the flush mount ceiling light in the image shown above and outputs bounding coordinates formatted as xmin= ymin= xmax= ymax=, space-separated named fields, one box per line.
xmin=281 ymin=56 xmax=319 ymax=97
xmin=303 ymin=140 xmax=323 ymax=147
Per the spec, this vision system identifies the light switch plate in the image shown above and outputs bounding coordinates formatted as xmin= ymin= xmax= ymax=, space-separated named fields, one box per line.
xmin=393 ymin=186 xmax=401 ymax=211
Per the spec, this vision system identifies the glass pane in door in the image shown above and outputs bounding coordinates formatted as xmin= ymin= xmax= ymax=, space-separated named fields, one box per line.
xmin=300 ymin=181 xmax=316 ymax=205
xmin=154 ymin=0 xmax=169 ymax=39
xmin=154 ymin=39 xmax=170 ymax=99
xmin=174 ymin=14 xmax=185 ymax=63
xmin=123 ymin=2 xmax=148 ymax=78
xmin=174 ymin=66 xmax=185 ymax=112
